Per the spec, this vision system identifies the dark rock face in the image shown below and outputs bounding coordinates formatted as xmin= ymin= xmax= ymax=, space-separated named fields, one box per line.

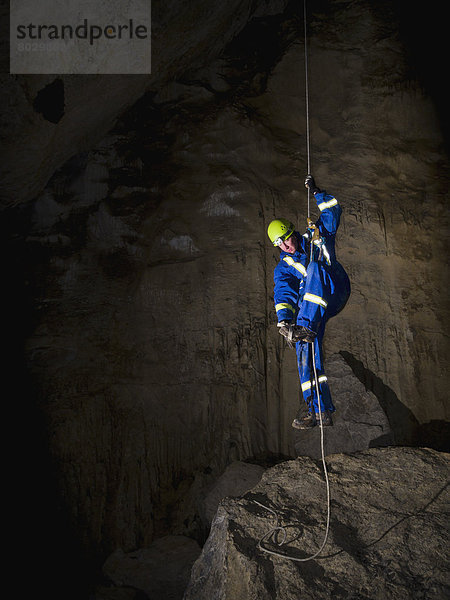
xmin=3 ymin=0 xmax=449 ymax=594
xmin=1 ymin=1 xmax=291 ymax=208
xmin=101 ymin=536 xmax=201 ymax=600
xmin=185 ymin=447 xmax=450 ymax=600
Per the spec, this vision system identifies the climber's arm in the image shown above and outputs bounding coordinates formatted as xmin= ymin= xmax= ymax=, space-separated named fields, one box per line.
xmin=305 ymin=175 xmax=342 ymax=236
xmin=273 ymin=261 xmax=300 ymax=323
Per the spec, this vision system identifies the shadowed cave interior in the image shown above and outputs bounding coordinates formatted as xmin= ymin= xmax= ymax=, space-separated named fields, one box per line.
xmin=3 ymin=1 xmax=449 ymax=598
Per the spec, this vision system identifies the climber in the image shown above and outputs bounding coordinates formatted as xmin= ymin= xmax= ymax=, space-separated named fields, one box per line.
xmin=267 ymin=175 xmax=350 ymax=429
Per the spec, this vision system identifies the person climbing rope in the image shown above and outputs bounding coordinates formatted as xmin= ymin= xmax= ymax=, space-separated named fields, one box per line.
xmin=267 ymin=175 xmax=350 ymax=430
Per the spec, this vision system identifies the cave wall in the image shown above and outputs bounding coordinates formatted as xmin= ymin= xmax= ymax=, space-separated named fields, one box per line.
xmin=1 ymin=0 xmax=289 ymax=208
xmin=5 ymin=0 xmax=449 ymax=577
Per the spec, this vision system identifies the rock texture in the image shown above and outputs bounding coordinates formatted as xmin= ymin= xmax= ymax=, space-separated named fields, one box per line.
xmin=201 ymin=461 xmax=266 ymax=528
xmin=94 ymin=463 xmax=265 ymax=599
xmin=99 ymin=535 xmax=201 ymax=600
xmin=185 ymin=447 xmax=450 ymax=600
xmin=0 ymin=0 xmax=290 ymax=208
xmin=294 ymin=353 xmax=393 ymax=459
xmin=4 ymin=0 xmax=449 ymax=594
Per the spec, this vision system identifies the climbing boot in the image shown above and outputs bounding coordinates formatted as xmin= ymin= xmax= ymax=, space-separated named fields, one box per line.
xmin=292 ymin=411 xmax=317 ymax=430
xmin=316 ymin=411 xmax=333 ymax=427
xmin=292 ymin=410 xmax=333 ymax=429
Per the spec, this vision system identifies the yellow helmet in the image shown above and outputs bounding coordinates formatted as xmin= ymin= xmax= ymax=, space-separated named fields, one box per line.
xmin=267 ymin=219 xmax=295 ymax=246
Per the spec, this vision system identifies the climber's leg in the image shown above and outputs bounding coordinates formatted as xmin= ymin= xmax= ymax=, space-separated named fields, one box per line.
xmin=296 ymin=261 xmax=332 ymax=335
xmin=294 ymin=321 xmax=334 ymax=416
xmin=325 ymin=261 xmax=351 ymax=319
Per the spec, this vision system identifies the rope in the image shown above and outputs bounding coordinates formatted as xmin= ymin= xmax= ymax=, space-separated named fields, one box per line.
xmin=255 ymin=0 xmax=331 ymax=563
xmin=255 ymin=343 xmax=331 ymax=562
xmin=304 ymin=0 xmax=311 ymax=219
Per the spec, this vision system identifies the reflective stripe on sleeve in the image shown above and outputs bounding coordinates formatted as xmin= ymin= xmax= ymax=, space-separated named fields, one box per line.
xmin=301 ymin=375 xmax=328 ymax=392
xmin=303 ymin=292 xmax=328 ymax=308
xmin=275 ymin=302 xmax=296 ymax=314
xmin=283 ymin=256 xmax=307 ymax=277
xmin=317 ymin=197 xmax=338 ymax=211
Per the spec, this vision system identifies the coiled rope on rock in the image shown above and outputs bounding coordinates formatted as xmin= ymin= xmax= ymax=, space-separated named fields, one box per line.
xmin=255 ymin=0 xmax=331 ymax=563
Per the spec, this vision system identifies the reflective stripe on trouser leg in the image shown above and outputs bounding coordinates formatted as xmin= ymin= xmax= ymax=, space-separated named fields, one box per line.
xmin=296 ymin=330 xmax=335 ymax=413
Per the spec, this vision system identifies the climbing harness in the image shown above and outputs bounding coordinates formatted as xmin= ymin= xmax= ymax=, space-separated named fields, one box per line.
xmin=256 ymin=0 xmax=331 ymax=563
xmin=304 ymin=219 xmax=331 ymax=265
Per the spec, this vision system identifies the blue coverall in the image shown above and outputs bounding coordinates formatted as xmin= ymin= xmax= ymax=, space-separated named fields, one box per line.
xmin=273 ymin=191 xmax=350 ymax=413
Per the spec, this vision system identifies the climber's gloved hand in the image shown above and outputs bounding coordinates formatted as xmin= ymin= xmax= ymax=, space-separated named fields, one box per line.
xmin=277 ymin=320 xmax=293 ymax=340
xmin=277 ymin=320 xmax=291 ymax=329
xmin=278 ymin=321 xmax=316 ymax=345
xmin=304 ymin=174 xmax=320 ymax=195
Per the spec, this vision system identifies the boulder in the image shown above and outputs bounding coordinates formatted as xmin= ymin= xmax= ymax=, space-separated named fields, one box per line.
xmin=185 ymin=447 xmax=450 ymax=600
xmin=201 ymin=461 xmax=266 ymax=527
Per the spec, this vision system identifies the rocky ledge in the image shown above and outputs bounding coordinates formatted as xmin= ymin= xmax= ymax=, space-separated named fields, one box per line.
xmin=185 ymin=446 xmax=449 ymax=600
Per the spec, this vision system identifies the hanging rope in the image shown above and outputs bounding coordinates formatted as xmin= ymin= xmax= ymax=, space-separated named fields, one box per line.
xmin=304 ymin=0 xmax=311 ymax=219
xmin=255 ymin=0 xmax=331 ymax=563
xmin=254 ymin=348 xmax=331 ymax=562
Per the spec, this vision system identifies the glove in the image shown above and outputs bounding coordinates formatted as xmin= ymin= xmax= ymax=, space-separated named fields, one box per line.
xmin=277 ymin=321 xmax=296 ymax=347
xmin=278 ymin=321 xmax=317 ymax=345
xmin=277 ymin=320 xmax=292 ymax=333
xmin=304 ymin=174 xmax=320 ymax=195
